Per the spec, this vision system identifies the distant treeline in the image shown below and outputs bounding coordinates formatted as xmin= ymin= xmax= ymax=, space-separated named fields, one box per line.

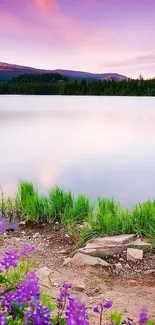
xmin=0 ymin=73 xmax=155 ymax=96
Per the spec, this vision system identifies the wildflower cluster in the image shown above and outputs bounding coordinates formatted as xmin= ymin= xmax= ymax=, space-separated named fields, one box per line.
xmin=25 ymin=302 xmax=51 ymax=325
xmin=66 ymin=298 xmax=89 ymax=325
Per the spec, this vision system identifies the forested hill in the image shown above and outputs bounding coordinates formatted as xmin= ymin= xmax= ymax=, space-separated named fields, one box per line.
xmin=7 ymin=73 xmax=69 ymax=83
xmin=0 ymin=62 xmax=127 ymax=82
xmin=0 ymin=73 xmax=155 ymax=96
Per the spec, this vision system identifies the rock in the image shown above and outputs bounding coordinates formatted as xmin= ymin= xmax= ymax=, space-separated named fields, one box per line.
xmin=36 ymin=267 xmax=52 ymax=279
xmin=127 ymin=248 xmax=143 ymax=262
xmin=125 ymin=263 xmax=131 ymax=270
xmin=53 ymin=282 xmax=59 ymax=288
xmin=33 ymin=233 xmax=41 ymax=239
xmin=115 ymin=263 xmax=123 ymax=271
xmin=60 ymin=249 xmax=67 ymax=254
xmin=79 ymin=234 xmax=137 ymax=257
xmin=36 ymin=267 xmax=53 ymax=294
xmin=131 ymin=238 xmax=151 ymax=248
xmin=144 ymin=269 xmax=155 ymax=275
xmin=15 ymin=238 xmax=20 ymax=242
xmin=73 ymin=284 xmax=85 ymax=292
xmin=119 ymin=258 xmax=124 ymax=262
xmin=71 ymin=253 xmax=110 ymax=268
xmin=62 ymin=257 xmax=72 ymax=266
xmin=21 ymin=231 xmax=26 ymax=235
xmin=19 ymin=221 xmax=26 ymax=226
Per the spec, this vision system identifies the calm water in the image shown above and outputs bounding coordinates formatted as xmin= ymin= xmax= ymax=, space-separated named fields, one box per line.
xmin=1 ymin=95 xmax=155 ymax=207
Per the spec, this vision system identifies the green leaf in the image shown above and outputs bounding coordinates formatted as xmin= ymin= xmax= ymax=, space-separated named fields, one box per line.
xmin=0 ymin=275 xmax=11 ymax=285
xmin=0 ymin=287 xmax=15 ymax=296
xmin=11 ymin=304 xmax=25 ymax=318
xmin=59 ymin=318 xmax=66 ymax=325
xmin=50 ymin=303 xmax=58 ymax=312
xmin=110 ymin=310 xmax=122 ymax=325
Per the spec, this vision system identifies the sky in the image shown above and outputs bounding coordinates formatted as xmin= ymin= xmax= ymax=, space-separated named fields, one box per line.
xmin=0 ymin=0 xmax=155 ymax=78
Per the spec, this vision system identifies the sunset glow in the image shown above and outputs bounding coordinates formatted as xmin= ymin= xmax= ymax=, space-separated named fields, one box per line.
xmin=1 ymin=0 xmax=155 ymax=78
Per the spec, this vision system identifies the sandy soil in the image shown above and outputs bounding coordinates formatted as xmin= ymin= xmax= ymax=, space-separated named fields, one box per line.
xmin=0 ymin=225 xmax=155 ymax=323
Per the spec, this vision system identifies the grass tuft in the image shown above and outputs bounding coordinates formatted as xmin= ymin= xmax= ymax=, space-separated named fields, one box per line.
xmin=1 ymin=181 xmax=155 ymax=243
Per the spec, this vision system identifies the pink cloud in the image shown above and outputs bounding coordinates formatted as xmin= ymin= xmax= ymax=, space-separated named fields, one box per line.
xmin=102 ymin=52 xmax=155 ymax=68
xmin=0 ymin=5 xmax=113 ymax=55
xmin=34 ymin=0 xmax=59 ymax=13
xmin=82 ymin=0 xmax=95 ymax=9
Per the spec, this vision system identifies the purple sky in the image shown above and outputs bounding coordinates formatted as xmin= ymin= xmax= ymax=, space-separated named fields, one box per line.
xmin=0 ymin=0 xmax=155 ymax=77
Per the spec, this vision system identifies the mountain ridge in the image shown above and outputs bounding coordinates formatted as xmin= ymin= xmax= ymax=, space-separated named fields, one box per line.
xmin=0 ymin=61 xmax=128 ymax=82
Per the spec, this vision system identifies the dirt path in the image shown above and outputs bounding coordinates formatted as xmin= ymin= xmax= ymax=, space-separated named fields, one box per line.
xmin=0 ymin=225 xmax=155 ymax=323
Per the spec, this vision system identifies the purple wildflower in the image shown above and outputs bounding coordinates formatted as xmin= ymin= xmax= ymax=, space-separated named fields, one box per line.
xmin=15 ymin=272 xmax=40 ymax=305
xmin=57 ymin=282 xmax=71 ymax=310
xmin=66 ymin=298 xmax=90 ymax=325
xmin=94 ymin=298 xmax=112 ymax=314
xmin=93 ymin=298 xmax=112 ymax=324
xmin=20 ymin=244 xmax=36 ymax=256
xmin=139 ymin=308 xmax=148 ymax=325
xmin=0 ymin=272 xmax=40 ymax=313
xmin=63 ymin=282 xmax=72 ymax=290
xmin=103 ymin=300 xmax=112 ymax=309
xmin=0 ymin=221 xmax=3 ymax=232
xmin=0 ymin=250 xmax=19 ymax=270
xmin=93 ymin=306 xmax=100 ymax=313
xmin=25 ymin=302 xmax=51 ymax=325
xmin=0 ymin=313 xmax=7 ymax=325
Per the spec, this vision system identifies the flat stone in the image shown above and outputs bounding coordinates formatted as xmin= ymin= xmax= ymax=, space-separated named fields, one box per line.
xmin=127 ymin=248 xmax=143 ymax=262
xmin=144 ymin=269 xmax=155 ymax=275
xmin=131 ymin=238 xmax=151 ymax=247
xmin=36 ymin=267 xmax=53 ymax=294
xmin=73 ymin=284 xmax=85 ymax=292
xmin=71 ymin=253 xmax=110 ymax=268
xmin=79 ymin=234 xmax=137 ymax=257
xmin=36 ymin=267 xmax=52 ymax=279
xmin=62 ymin=257 xmax=72 ymax=266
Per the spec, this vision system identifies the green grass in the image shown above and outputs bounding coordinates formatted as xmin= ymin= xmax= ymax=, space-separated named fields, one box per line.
xmin=80 ymin=198 xmax=155 ymax=244
xmin=1 ymin=181 xmax=155 ymax=243
xmin=2 ymin=181 xmax=92 ymax=225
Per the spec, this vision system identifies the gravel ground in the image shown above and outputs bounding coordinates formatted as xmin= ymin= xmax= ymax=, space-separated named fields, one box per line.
xmin=0 ymin=225 xmax=155 ymax=324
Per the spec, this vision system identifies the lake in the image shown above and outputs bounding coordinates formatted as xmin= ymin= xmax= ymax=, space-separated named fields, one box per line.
xmin=1 ymin=95 xmax=155 ymax=207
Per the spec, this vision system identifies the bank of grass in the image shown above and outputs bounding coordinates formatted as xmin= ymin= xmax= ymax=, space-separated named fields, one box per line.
xmin=80 ymin=198 xmax=155 ymax=244
xmin=1 ymin=181 xmax=155 ymax=243
xmin=1 ymin=181 xmax=92 ymax=226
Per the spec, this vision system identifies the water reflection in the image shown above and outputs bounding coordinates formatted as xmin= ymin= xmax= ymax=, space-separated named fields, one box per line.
xmin=1 ymin=95 xmax=155 ymax=206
